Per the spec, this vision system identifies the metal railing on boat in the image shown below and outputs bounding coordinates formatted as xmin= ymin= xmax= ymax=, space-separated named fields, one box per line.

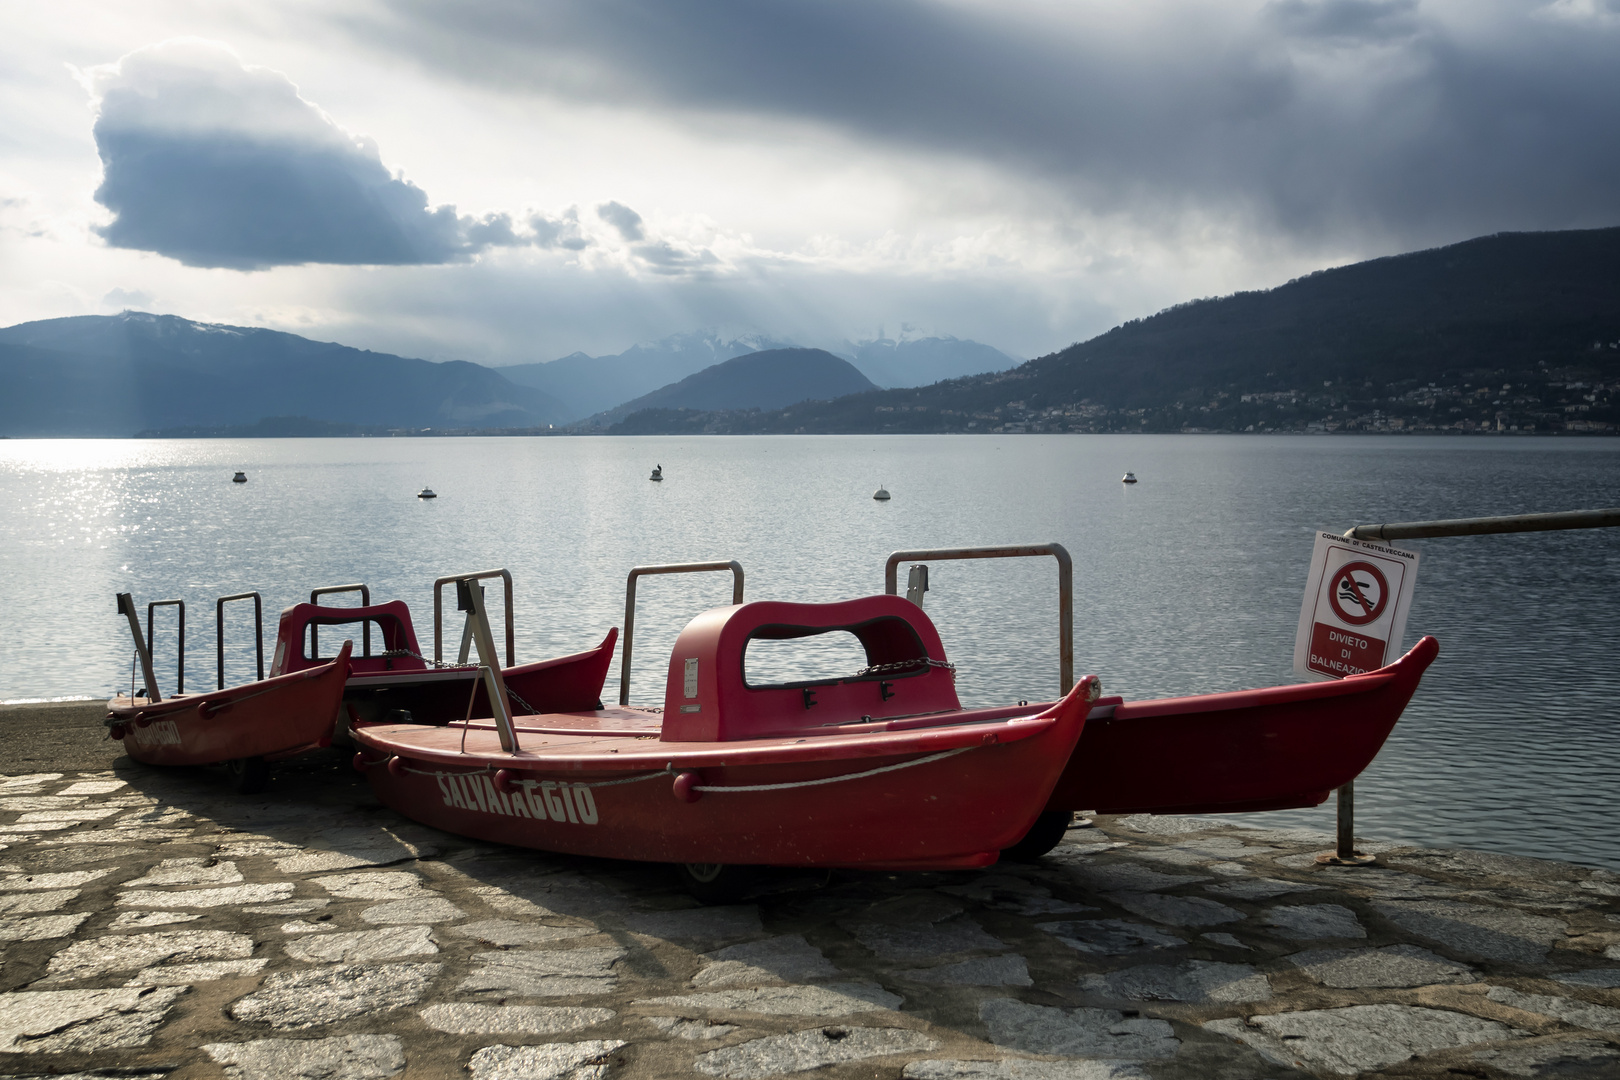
xmin=446 ymin=574 xmax=520 ymax=753
xmin=310 ymin=583 xmax=372 ymax=657
xmin=619 ymin=561 xmax=745 ymax=707
xmin=882 ymin=543 xmax=1073 ymax=695
xmin=216 ymin=592 xmax=263 ymax=688
xmin=432 ymin=570 xmax=514 ymax=668
xmin=1323 ymin=507 xmax=1620 ymax=867
xmin=144 ymin=598 xmax=185 ymax=696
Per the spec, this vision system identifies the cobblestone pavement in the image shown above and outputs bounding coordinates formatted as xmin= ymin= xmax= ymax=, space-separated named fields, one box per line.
xmin=0 ymin=754 xmax=1617 ymax=1079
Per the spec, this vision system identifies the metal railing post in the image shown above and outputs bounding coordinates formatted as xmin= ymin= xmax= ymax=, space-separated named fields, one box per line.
xmin=432 ymin=570 xmax=514 ymax=667
xmin=884 ymin=544 xmax=1073 ymax=694
xmin=145 ymin=599 xmax=185 ymax=696
xmin=620 ymin=561 xmax=745 ymax=706
xmin=216 ymin=591 xmax=264 ymax=689
xmin=309 ymin=583 xmax=371 ymax=657
xmin=117 ymin=593 xmax=162 ymax=704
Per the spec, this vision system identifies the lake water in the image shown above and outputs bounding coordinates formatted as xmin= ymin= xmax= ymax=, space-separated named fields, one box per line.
xmin=3 ymin=434 xmax=1618 ymax=868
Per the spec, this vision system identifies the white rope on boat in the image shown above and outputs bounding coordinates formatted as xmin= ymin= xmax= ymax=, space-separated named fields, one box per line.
xmin=358 ymin=745 xmax=977 ymax=791
xmin=689 ymin=746 xmax=973 ymax=792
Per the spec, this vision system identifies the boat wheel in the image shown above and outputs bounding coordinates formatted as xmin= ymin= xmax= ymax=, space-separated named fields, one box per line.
xmin=677 ymin=862 xmax=757 ymax=904
xmin=1001 ymin=810 xmax=1074 ymax=862
xmin=227 ymin=756 xmax=270 ymax=795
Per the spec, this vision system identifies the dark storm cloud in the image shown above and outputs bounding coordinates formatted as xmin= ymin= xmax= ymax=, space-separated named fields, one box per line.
xmin=355 ymin=0 xmax=1620 ymax=246
xmin=88 ymin=40 xmax=543 ymax=270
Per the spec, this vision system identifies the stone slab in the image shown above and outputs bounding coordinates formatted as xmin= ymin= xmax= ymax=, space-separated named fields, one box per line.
xmin=693 ymin=934 xmax=838 ymax=988
xmin=1288 ymin=944 xmax=1476 ymax=988
xmin=0 ymin=986 xmax=185 ymax=1052
xmin=284 ymin=925 xmax=438 ymax=964
xmin=1042 ymin=918 xmax=1184 ymax=955
xmin=1205 ymin=1003 xmax=1516 ymax=1076
xmin=1262 ymin=903 xmax=1366 ymax=940
xmin=466 ymin=1040 xmax=627 ymax=1080
xmin=229 ymin=963 xmax=442 ymax=1029
xmin=638 ymin=983 xmax=903 ymax=1017
xmin=904 ymin=1061 xmax=1150 ymax=1080
xmin=419 ymin=1003 xmax=615 ymax=1035
xmin=695 ymin=1026 xmax=939 ymax=1078
xmin=458 ymin=948 xmax=624 ymax=997
xmin=978 ymin=998 xmax=1179 ymax=1059
xmin=1082 ymin=959 xmax=1270 ymax=1003
xmin=204 ymin=1034 xmax=407 ymax=1080
xmin=1374 ymin=899 xmax=1567 ymax=963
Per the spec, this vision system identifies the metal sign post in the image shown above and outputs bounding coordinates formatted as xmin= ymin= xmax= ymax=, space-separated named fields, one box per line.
xmin=1321 ymin=507 xmax=1620 ymax=867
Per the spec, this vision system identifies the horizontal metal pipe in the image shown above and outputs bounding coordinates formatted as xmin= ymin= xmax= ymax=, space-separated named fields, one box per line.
xmin=433 ymin=569 xmax=515 ymax=667
xmin=1345 ymin=508 xmax=1620 ymax=542
xmin=883 ymin=544 xmax=1073 ymax=695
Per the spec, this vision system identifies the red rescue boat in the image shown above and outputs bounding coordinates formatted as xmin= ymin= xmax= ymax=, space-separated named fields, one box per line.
xmin=1047 ymin=635 xmax=1439 ymax=817
xmin=107 ymin=592 xmax=352 ymax=792
xmin=353 ymin=595 xmax=1097 ymax=893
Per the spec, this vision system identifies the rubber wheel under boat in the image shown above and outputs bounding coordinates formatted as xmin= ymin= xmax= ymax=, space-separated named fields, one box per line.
xmin=1001 ymin=810 xmax=1074 ymax=862
xmin=227 ymin=756 xmax=270 ymax=795
xmin=677 ymin=863 xmax=758 ymax=904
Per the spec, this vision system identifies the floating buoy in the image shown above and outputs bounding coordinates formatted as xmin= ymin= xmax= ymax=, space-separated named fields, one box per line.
xmin=873 ymin=485 xmax=891 ymax=501
xmin=417 ymin=487 xmax=437 ymax=499
xmin=650 ymin=464 xmax=663 ymax=482
xmin=232 ymin=471 xmax=247 ymax=483
xmin=1121 ymin=471 xmax=1137 ymax=484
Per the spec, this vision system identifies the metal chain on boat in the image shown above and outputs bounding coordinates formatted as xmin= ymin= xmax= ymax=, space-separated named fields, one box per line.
xmin=852 ymin=656 xmax=957 ymax=678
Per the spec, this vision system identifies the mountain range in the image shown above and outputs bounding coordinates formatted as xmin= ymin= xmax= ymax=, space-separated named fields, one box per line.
xmin=0 ymin=313 xmax=569 ymax=436
xmin=609 ymin=227 xmax=1620 ymax=436
xmin=0 ymin=316 xmax=1019 ymax=437
xmin=496 ymin=331 xmax=1018 ymax=421
xmin=591 ymin=349 xmax=876 ymax=430
xmin=7 ymin=226 xmax=1616 ymax=439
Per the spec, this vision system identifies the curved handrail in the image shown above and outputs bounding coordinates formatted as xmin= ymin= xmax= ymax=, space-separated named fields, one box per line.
xmin=309 ymin=583 xmax=371 ymax=657
xmin=620 ymin=561 xmax=745 ymax=706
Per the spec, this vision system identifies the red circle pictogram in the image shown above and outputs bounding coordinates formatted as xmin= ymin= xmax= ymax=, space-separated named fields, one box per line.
xmin=1328 ymin=560 xmax=1389 ymax=625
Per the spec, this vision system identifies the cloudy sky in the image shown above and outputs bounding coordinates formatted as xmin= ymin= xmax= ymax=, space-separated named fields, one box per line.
xmin=4 ymin=1 xmax=1618 ymax=365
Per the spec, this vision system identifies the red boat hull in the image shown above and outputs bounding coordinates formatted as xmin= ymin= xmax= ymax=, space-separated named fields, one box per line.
xmin=108 ymin=641 xmax=352 ymax=767
xmin=1044 ymin=636 xmax=1439 ymax=815
xmin=353 ymin=679 xmax=1093 ymax=870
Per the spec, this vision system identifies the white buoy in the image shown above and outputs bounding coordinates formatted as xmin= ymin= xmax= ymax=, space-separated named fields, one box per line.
xmin=1121 ymin=471 xmax=1137 ymax=484
xmin=872 ymin=485 xmax=891 ymax=501
xmin=417 ymin=487 xmax=437 ymax=499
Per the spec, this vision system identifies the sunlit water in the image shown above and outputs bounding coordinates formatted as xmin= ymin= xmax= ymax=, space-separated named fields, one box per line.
xmin=3 ymin=435 xmax=1618 ymax=867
